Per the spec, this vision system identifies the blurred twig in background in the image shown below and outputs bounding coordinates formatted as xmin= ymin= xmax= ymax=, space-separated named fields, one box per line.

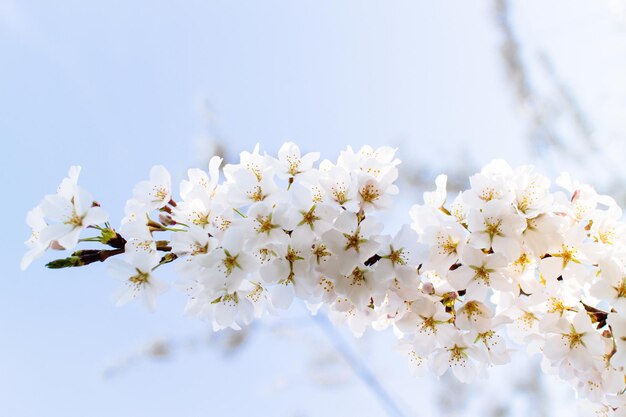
xmin=100 ymin=327 xmax=252 ymax=379
xmin=311 ymin=313 xmax=411 ymax=417
xmin=493 ymin=0 xmax=596 ymax=160
xmin=101 ymin=311 xmax=411 ymax=417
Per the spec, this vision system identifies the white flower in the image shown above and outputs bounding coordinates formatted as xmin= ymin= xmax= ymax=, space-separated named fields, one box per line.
xmin=423 ymin=174 xmax=447 ymax=209
xmin=467 ymin=199 xmax=526 ymax=260
xmin=179 ymin=156 xmax=222 ymax=202
xmin=119 ymin=219 xmax=157 ymax=260
xmin=39 ymin=177 xmax=108 ymax=250
xmin=119 ymin=216 xmax=152 ymax=238
xmin=501 ymin=292 xmax=544 ymax=345
xmin=275 ymin=141 xmax=319 ymax=180
xmin=539 ymin=227 xmax=590 ymax=283
xmin=536 ymin=283 xmax=582 ymax=331
xmin=200 ymin=227 xmax=258 ymax=292
xmin=328 ymin=298 xmax=377 ymax=337
xmin=591 ymin=258 xmax=626 ymax=315
xmin=53 ymin=165 xmax=81 ymax=202
xmin=132 ymin=165 xmax=172 ymax=211
xmin=173 ymin=198 xmax=228 ymax=234
xmin=511 ymin=165 xmax=552 ymax=218
xmin=322 ymin=211 xmax=382 ymax=275
xmin=121 ymin=198 xmax=146 ymax=225
xmin=431 ymin=332 xmax=483 ymax=383
xmin=288 ymin=186 xmax=338 ymax=243
xmin=374 ymin=226 xmax=423 ymax=275
xmin=464 ymin=161 xmax=514 ymax=207
xmin=447 ymin=246 xmax=511 ymax=300
xmin=223 ymin=144 xmax=271 ymax=185
xmin=108 ymin=252 xmax=168 ymax=311
xmin=575 ymin=368 xmax=625 ymax=402
xmin=170 ymin=226 xmax=218 ymax=260
xmin=455 ymin=300 xmax=494 ymax=333
xmin=223 ymin=144 xmax=281 ymax=206
xmin=226 ymin=165 xmax=280 ymax=206
xmin=23 ymin=166 xmax=108 ymax=266
xmin=543 ymin=310 xmax=607 ymax=372
xmin=260 ymin=242 xmax=312 ymax=309
xmin=21 ymin=206 xmax=49 ymax=270
xmin=588 ymin=211 xmax=626 ymax=254
xmin=243 ymin=202 xmax=297 ymax=247
xmin=396 ymin=341 xmax=429 ymax=376
xmin=555 ymin=172 xmax=618 ymax=223
xmin=318 ymin=163 xmax=359 ymax=212
xmin=212 ymin=291 xmax=255 ymax=329
xmin=337 ymin=145 xmax=399 ymax=174
xmin=356 ymin=168 xmax=399 ymax=212
xmin=200 ymin=289 xmax=255 ymax=330
xmin=522 ymin=213 xmax=565 ymax=256
xmin=27 ymin=149 xmax=626 ymax=409
xmin=332 ymin=264 xmax=388 ymax=310
xmin=395 ymin=296 xmax=455 ymax=354
xmin=474 ymin=327 xmax=511 ymax=366
xmin=373 ymin=225 xmax=424 ymax=297
xmin=308 ymin=273 xmax=338 ymax=305
xmin=420 ymin=220 xmax=467 ymax=276
xmin=449 ymin=191 xmax=469 ymax=224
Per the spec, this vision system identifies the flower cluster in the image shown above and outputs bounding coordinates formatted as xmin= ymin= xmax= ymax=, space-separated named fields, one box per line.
xmin=23 ymin=143 xmax=626 ymax=415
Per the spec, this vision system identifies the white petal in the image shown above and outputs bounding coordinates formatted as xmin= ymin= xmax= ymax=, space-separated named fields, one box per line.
xmin=271 ymin=283 xmax=295 ymax=310
xmin=83 ymin=206 xmax=108 ymax=226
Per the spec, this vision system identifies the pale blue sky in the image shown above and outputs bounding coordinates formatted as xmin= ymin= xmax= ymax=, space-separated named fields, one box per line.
xmin=1 ymin=1 xmax=591 ymax=416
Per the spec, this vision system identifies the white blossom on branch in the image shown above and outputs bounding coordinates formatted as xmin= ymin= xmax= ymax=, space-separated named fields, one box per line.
xmin=23 ymin=142 xmax=626 ymax=416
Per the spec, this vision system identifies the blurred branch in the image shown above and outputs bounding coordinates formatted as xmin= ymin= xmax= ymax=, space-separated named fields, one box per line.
xmin=536 ymin=52 xmax=594 ymax=146
xmin=493 ymin=0 xmax=597 ymax=159
xmin=311 ymin=313 xmax=411 ymax=417
xmin=100 ymin=327 xmax=252 ymax=379
xmin=492 ymin=0 xmax=626 ymax=210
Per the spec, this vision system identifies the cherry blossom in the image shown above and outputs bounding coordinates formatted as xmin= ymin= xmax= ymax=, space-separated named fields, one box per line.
xmin=132 ymin=165 xmax=172 ymax=211
xmin=275 ymin=141 xmax=320 ymax=180
xmin=543 ymin=310 xmax=607 ymax=372
xmin=23 ymin=144 xmax=626 ymax=417
xmin=108 ymin=252 xmax=167 ymax=311
xmin=37 ymin=166 xmax=108 ymax=250
xmin=21 ymin=206 xmax=49 ymax=270
xmin=447 ymin=246 xmax=511 ymax=300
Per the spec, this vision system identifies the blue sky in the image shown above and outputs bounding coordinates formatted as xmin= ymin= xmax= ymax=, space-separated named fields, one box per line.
xmin=0 ymin=1 xmax=601 ymax=416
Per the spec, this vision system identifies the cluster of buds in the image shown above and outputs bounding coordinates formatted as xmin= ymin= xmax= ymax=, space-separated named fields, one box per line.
xmin=23 ymin=143 xmax=626 ymax=415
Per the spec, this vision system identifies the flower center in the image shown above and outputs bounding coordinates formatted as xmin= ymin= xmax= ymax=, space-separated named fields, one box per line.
xmin=564 ymin=326 xmax=585 ymax=349
xmin=65 ymin=211 xmax=84 ymax=228
xmin=313 ymin=244 xmax=331 ymax=264
xmin=553 ymin=244 xmax=578 ymax=269
xmin=388 ymin=246 xmax=406 ymax=266
xmin=470 ymin=264 xmax=492 ymax=286
xmin=255 ymin=214 xmax=278 ymax=235
xmin=129 ymin=268 xmax=150 ymax=285
xmin=247 ymin=186 xmax=266 ymax=202
xmin=153 ymin=186 xmax=168 ymax=201
xmin=349 ymin=267 xmax=366 ymax=286
xmin=222 ymin=250 xmax=240 ymax=275
xmin=360 ymin=183 xmax=380 ymax=203
xmin=343 ymin=229 xmax=366 ymax=252
xmin=299 ymin=206 xmax=320 ymax=229
xmin=448 ymin=345 xmax=467 ymax=363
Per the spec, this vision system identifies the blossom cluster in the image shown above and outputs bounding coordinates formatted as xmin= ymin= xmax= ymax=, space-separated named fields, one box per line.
xmin=23 ymin=143 xmax=626 ymax=415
